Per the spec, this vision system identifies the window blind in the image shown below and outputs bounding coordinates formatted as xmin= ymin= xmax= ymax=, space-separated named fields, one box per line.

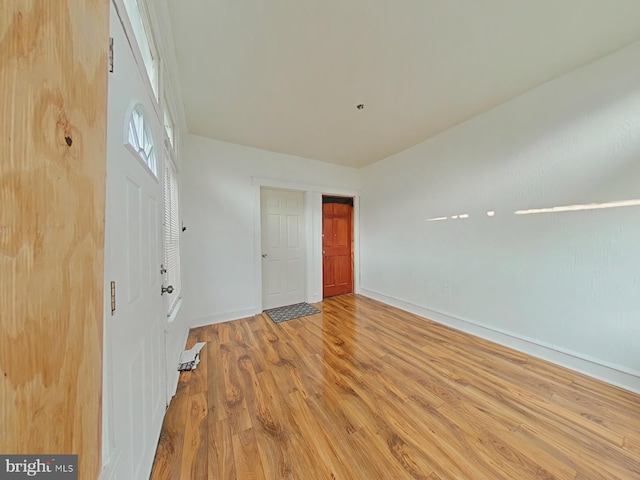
xmin=163 ymin=157 xmax=181 ymax=316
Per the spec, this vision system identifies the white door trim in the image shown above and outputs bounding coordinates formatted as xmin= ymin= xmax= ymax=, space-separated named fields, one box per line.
xmin=252 ymin=177 xmax=361 ymax=312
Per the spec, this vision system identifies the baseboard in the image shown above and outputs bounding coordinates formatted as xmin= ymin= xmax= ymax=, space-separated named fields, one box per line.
xmin=307 ymin=293 xmax=323 ymax=305
xmin=360 ymin=288 xmax=640 ymax=394
xmin=189 ymin=307 xmax=259 ymax=329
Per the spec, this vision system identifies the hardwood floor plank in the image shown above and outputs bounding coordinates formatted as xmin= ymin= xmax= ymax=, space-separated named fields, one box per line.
xmin=207 ymin=417 xmax=235 ymax=480
xmin=180 ymin=392 xmax=208 ymax=479
xmin=189 ymin=344 xmax=208 ymax=395
xmin=516 ymin=421 xmax=639 ymax=480
xmin=319 ymin=344 xmax=505 ymax=479
xmin=232 ymin=428 xmax=266 ymax=480
xmin=152 ymin=295 xmax=640 ymax=479
xmin=175 ymin=370 xmax=192 ymax=398
xmin=550 ymin=390 xmax=640 ymax=443
xmin=571 ymin=376 xmax=640 ymax=407
xmin=206 ymin=327 xmax=228 ymax=424
xmin=348 ymin=424 xmax=434 ymax=480
xmin=285 ymin=390 xmax=354 ymax=479
xmin=150 ymin=386 xmax=189 ymax=480
xmin=218 ymin=342 xmax=253 ymax=434
xmin=237 ymin=351 xmax=289 ymax=478
xmin=304 ymin=390 xmax=411 ymax=479
xmin=624 ymin=437 xmax=640 ymax=457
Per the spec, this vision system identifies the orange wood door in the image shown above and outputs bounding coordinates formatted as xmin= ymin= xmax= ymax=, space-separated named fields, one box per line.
xmin=322 ymin=202 xmax=353 ymax=297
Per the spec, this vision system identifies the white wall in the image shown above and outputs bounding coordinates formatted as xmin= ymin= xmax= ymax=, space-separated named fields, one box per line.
xmin=181 ymin=134 xmax=361 ymax=325
xmin=360 ymin=42 xmax=640 ymax=392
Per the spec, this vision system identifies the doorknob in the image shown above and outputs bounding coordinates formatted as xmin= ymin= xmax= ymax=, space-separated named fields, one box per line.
xmin=161 ymin=285 xmax=174 ymax=295
xmin=262 ymin=254 xmax=268 ymax=258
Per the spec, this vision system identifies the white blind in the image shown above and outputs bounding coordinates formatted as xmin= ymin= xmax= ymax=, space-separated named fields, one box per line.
xmin=163 ymin=156 xmax=181 ymax=316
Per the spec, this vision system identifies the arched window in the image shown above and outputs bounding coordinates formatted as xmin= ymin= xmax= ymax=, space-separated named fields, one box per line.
xmin=126 ymin=105 xmax=157 ymax=176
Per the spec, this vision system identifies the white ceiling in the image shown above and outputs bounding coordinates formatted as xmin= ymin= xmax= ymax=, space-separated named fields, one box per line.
xmin=167 ymin=0 xmax=640 ymax=168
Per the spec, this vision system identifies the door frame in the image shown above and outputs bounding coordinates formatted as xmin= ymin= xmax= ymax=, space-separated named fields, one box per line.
xmin=252 ymin=177 xmax=360 ymax=312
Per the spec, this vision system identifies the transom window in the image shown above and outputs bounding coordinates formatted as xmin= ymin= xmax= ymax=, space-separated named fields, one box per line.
xmin=126 ymin=105 xmax=157 ymax=176
xmin=123 ymin=0 xmax=158 ymax=98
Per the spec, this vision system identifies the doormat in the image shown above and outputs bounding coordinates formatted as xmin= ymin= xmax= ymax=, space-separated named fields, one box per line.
xmin=265 ymin=302 xmax=320 ymax=324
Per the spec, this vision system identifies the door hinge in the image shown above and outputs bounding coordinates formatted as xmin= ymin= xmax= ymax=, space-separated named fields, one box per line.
xmin=110 ymin=281 xmax=116 ymax=315
xmin=108 ymin=37 xmax=114 ymax=73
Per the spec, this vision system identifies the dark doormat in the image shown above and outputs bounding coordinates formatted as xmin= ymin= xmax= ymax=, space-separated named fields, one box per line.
xmin=265 ymin=302 xmax=320 ymax=324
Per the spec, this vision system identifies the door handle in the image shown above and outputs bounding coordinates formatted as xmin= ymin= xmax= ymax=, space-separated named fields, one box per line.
xmin=161 ymin=285 xmax=174 ymax=295
xmin=262 ymin=254 xmax=268 ymax=258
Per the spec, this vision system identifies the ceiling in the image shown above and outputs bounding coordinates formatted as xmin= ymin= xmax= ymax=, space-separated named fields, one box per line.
xmin=167 ymin=0 xmax=640 ymax=168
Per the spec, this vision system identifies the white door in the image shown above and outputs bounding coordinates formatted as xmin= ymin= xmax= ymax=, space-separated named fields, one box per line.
xmin=104 ymin=156 xmax=166 ymax=480
xmin=261 ymin=188 xmax=306 ymax=309
xmin=102 ymin=7 xmax=167 ymax=479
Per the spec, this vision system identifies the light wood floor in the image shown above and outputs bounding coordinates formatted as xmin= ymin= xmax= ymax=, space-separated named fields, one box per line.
xmin=151 ymin=295 xmax=640 ymax=479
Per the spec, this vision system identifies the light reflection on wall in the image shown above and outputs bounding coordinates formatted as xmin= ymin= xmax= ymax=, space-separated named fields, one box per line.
xmin=425 ymin=212 xmax=484 ymax=221
xmin=426 ymin=200 xmax=640 ymax=223
xmin=514 ymin=199 xmax=640 ymax=215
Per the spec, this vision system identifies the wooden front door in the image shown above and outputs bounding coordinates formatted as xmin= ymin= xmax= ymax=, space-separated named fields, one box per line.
xmin=322 ymin=198 xmax=353 ymax=297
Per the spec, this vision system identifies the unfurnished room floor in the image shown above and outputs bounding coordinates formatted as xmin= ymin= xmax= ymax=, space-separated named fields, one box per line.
xmin=151 ymin=295 xmax=640 ymax=479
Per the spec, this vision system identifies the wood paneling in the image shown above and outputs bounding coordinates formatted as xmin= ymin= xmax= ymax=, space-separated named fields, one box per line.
xmin=151 ymin=295 xmax=640 ymax=479
xmin=0 ymin=2 xmax=108 ymax=478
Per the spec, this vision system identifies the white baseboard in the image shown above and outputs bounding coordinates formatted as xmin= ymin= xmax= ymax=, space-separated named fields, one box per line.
xmin=189 ymin=307 xmax=259 ymax=329
xmin=360 ymin=288 xmax=640 ymax=394
xmin=307 ymin=293 xmax=323 ymax=304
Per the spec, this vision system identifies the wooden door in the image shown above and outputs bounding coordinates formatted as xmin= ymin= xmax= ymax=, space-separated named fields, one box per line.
xmin=322 ymin=199 xmax=353 ymax=297
xmin=261 ymin=188 xmax=306 ymax=309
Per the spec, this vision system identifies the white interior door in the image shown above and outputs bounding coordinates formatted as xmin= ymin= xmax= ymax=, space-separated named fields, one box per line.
xmin=261 ymin=188 xmax=306 ymax=309
xmin=102 ymin=6 xmax=167 ymax=479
